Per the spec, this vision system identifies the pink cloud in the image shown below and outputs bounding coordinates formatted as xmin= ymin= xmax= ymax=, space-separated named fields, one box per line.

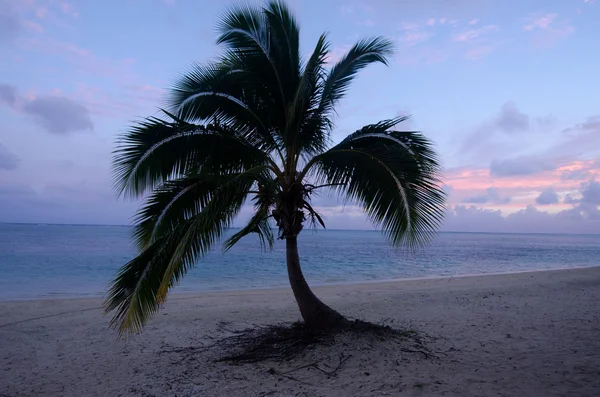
xmin=523 ymin=13 xmax=558 ymax=30
xmin=453 ymin=25 xmax=498 ymax=42
xmin=35 ymin=7 xmax=49 ymax=19
xmin=22 ymin=20 xmax=44 ymax=33
xmin=398 ymin=22 xmax=434 ymax=46
xmin=444 ymin=159 xmax=600 ymax=215
xmin=523 ymin=13 xmax=574 ymax=47
xmin=58 ymin=2 xmax=79 ymax=18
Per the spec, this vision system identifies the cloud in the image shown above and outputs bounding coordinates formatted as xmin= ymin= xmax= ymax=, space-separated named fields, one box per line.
xmin=565 ymin=115 xmax=600 ymax=133
xmin=523 ymin=13 xmax=574 ymax=47
xmin=550 ymin=115 xmax=600 ymax=159
xmin=0 ymin=143 xmax=19 ymax=170
xmin=561 ymin=169 xmax=592 ymax=181
xmin=581 ymin=179 xmax=600 ymax=205
xmin=463 ymin=187 xmax=510 ymax=204
xmin=458 ymin=102 xmax=531 ymax=162
xmin=0 ymin=0 xmax=20 ymax=44
xmin=535 ymin=187 xmax=558 ymax=205
xmin=490 ymin=156 xmax=556 ymax=177
xmin=452 ymin=24 xmax=498 ymax=42
xmin=523 ymin=13 xmax=558 ymax=30
xmin=536 ymin=114 xmax=556 ymax=130
xmin=494 ymin=101 xmax=529 ymax=133
xmin=443 ymin=204 xmax=599 ymax=234
xmin=23 ymin=96 xmax=94 ymax=134
xmin=0 ymin=83 xmax=17 ymax=107
xmin=398 ymin=22 xmax=434 ymax=46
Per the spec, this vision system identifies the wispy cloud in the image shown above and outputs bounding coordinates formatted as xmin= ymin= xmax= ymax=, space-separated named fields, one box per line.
xmin=398 ymin=22 xmax=434 ymax=46
xmin=523 ymin=13 xmax=558 ymax=30
xmin=490 ymin=156 xmax=556 ymax=178
xmin=453 ymin=25 xmax=498 ymax=42
xmin=451 ymin=23 xmax=501 ymax=60
xmin=523 ymin=13 xmax=574 ymax=47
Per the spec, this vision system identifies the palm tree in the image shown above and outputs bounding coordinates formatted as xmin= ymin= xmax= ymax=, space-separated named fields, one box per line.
xmin=105 ymin=0 xmax=445 ymax=334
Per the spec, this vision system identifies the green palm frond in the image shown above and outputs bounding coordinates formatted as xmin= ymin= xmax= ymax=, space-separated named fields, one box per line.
xmin=264 ymin=0 xmax=301 ymax=93
xmin=290 ymin=33 xmax=330 ymax=157
xmin=106 ymin=169 xmax=256 ymax=334
xmin=303 ymin=118 xmax=445 ymax=249
xmin=303 ymin=200 xmax=326 ymax=229
xmin=216 ymin=3 xmax=289 ymax=118
xmin=223 ymin=166 xmax=280 ymax=251
xmin=112 ymin=112 xmax=272 ymax=198
xmin=132 ymin=165 xmax=273 ymax=250
xmin=318 ymin=37 xmax=393 ymax=120
xmin=223 ymin=205 xmax=275 ymax=252
xmin=108 ymin=1 xmax=445 ymax=335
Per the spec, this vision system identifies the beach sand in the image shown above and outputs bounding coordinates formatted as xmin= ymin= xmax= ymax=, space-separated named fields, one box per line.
xmin=1 ymin=267 xmax=599 ymax=396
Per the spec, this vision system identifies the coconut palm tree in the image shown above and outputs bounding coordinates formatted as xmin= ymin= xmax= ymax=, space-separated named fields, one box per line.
xmin=105 ymin=0 xmax=445 ymax=334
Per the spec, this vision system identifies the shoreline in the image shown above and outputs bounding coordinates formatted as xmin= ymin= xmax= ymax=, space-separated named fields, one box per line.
xmin=2 ymin=266 xmax=599 ymax=396
xmin=1 ymin=264 xmax=598 ymax=303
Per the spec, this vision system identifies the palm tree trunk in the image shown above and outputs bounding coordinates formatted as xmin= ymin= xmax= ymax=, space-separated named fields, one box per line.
xmin=286 ymin=236 xmax=348 ymax=329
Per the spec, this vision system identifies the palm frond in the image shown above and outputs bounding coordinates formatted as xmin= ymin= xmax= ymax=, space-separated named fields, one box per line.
xmin=106 ymin=169 xmax=256 ymax=334
xmin=223 ymin=206 xmax=274 ymax=252
xmin=223 ymin=167 xmax=280 ymax=251
xmin=289 ymin=33 xmax=330 ymax=157
xmin=303 ymin=200 xmax=326 ymax=229
xmin=216 ymin=3 xmax=289 ymax=121
xmin=318 ymin=37 xmax=393 ymax=121
xmin=303 ymin=118 xmax=445 ymax=249
xmin=169 ymin=62 xmax=282 ymax=153
xmin=112 ymin=112 xmax=271 ymax=198
xmin=264 ymin=0 xmax=301 ymax=94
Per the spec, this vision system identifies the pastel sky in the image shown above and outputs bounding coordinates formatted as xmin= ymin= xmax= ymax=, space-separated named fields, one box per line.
xmin=1 ymin=0 xmax=599 ymax=234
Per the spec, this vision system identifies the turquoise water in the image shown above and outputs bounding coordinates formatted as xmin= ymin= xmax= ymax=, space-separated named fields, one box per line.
xmin=0 ymin=223 xmax=598 ymax=300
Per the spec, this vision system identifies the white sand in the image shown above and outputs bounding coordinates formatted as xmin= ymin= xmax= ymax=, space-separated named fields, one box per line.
xmin=1 ymin=267 xmax=599 ymax=396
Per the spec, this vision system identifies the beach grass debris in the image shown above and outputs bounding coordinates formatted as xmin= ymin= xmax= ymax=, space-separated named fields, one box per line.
xmin=216 ymin=319 xmax=428 ymax=364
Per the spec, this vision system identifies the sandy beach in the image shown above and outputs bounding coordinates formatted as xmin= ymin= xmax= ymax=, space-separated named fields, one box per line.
xmin=1 ymin=267 xmax=599 ymax=396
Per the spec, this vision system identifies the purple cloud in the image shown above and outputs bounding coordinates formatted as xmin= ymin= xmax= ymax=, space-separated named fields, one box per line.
xmin=453 ymin=25 xmax=498 ymax=42
xmin=23 ymin=96 xmax=94 ymax=134
xmin=463 ymin=187 xmax=510 ymax=204
xmin=0 ymin=0 xmax=20 ymax=44
xmin=535 ymin=187 xmax=558 ymax=205
xmin=494 ymin=102 xmax=529 ymax=133
xmin=444 ymin=204 xmax=599 ymax=234
xmin=490 ymin=156 xmax=555 ymax=177
xmin=581 ymin=179 xmax=600 ymax=206
xmin=0 ymin=143 xmax=19 ymax=170
xmin=0 ymin=83 xmax=17 ymax=107
xmin=561 ymin=169 xmax=592 ymax=181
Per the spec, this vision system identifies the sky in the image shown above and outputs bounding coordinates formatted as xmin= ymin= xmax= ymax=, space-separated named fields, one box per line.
xmin=0 ymin=0 xmax=599 ymax=234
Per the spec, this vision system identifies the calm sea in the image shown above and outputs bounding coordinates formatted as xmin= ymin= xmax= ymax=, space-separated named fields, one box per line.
xmin=0 ymin=223 xmax=598 ymax=300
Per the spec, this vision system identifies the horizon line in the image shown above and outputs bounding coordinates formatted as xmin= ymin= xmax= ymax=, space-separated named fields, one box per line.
xmin=0 ymin=222 xmax=598 ymax=237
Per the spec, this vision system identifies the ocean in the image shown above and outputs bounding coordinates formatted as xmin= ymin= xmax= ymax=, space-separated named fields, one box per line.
xmin=0 ymin=223 xmax=598 ymax=300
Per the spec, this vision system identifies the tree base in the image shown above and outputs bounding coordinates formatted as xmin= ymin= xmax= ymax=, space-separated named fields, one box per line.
xmin=301 ymin=305 xmax=350 ymax=330
xmin=217 ymin=319 xmax=423 ymax=363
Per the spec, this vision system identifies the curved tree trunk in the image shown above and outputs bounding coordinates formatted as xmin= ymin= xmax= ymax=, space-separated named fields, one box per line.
xmin=286 ymin=236 xmax=348 ymax=329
